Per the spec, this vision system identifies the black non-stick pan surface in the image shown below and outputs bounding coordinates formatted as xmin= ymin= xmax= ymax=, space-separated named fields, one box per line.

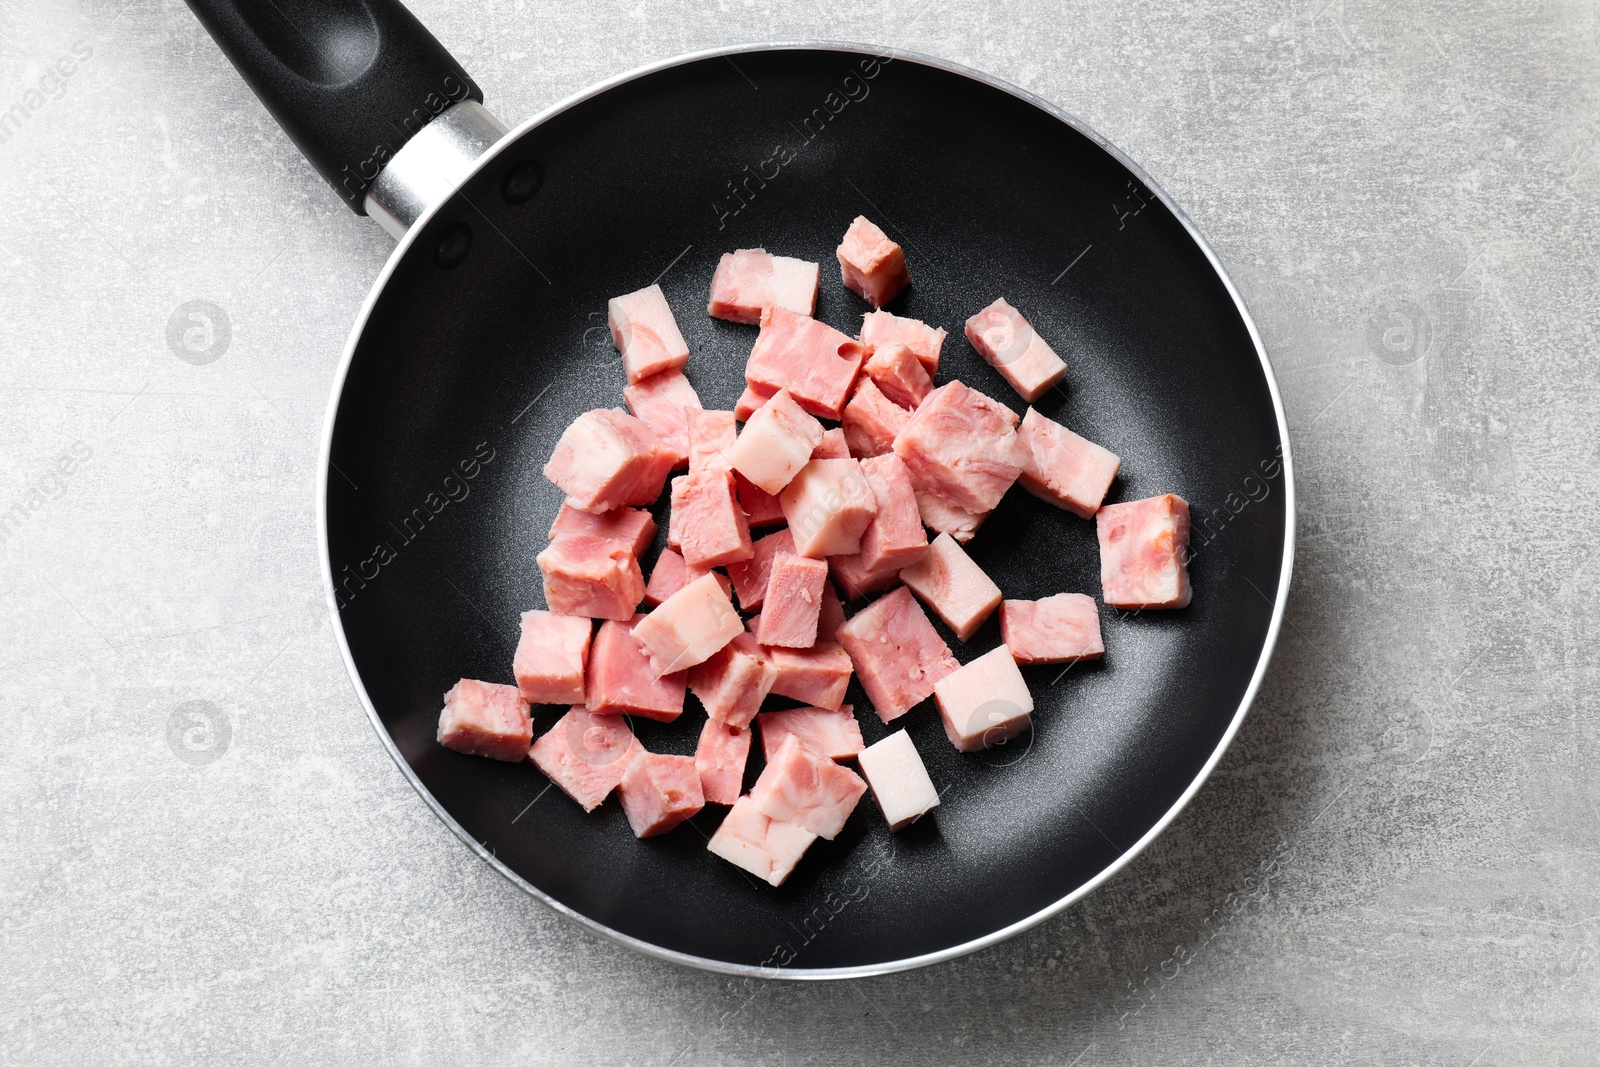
xmin=319 ymin=45 xmax=1293 ymax=976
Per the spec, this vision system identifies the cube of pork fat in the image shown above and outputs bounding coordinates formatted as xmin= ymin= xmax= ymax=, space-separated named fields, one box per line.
xmin=913 ymin=485 xmax=988 ymax=544
xmin=859 ymin=310 xmax=945 ymax=376
xmin=513 ymin=610 xmax=593 ymax=704
xmin=749 ymin=734 xmax=868 ymax=840
xmin=619 ymin=752 xmax=705 ymax=838
xmin=842 ymin=377 xmax=914 ymax=459
xmin=836 ymin=216 xmax=911 ymax=308
xmin=707 ymin=249 xmax=820 ymax=324
xmin=436 ymin=679 xmax=532 ymax=761
xmin=643 ymin=547 xmax=731 ymax=607
xmin=893 ymin=381 xmax=1029 ymax=514
xmin=631 ymin=572 xmax=745 ymax=676
xmin=780 ymin=458 xmax=879 ymax=558
xmin=813 ymin=427 xmax=851 ymax=459
xmin=536 ymin=536 xmax=647 ymax=621
xmin=856 ymin=730 xmax=940 ymax=831
xmin=623 ymin=368 xmax=702 ymax=467
xmin=1000 ymin=593 xmax=1105 ymax=664
xmin=1017 ymin=407 xmax=1121 ymax=519
xmin=746 ymin=307 xmax=867 ymax=421
xmin=671 ymin=469 xmax=753 ymax=569
xmin=726 ymin=388 xmax=823 ymax=496
xmin=934 ymin=645 xmax=1035 ymax=753
xmin=687 ymin=409 xmax=737 ymax=474
xmin=898 ymin=532 xmax=1003 ymax=641
xmin=687 ymin=631 xmax=777 ymax=728
xmin=758 ymin=554 xmax=830 ymax=648
xmin=1096 ymin=494 xmax=1193 ymax=609
xmin=707 ymin=795 xmax=818 ymax=887
xmin=609 ymin=283 xmax=691 ymax=384
xmin=758 ymin=705 xmax=864 ymax=761
xmin=725 ymin=528 xmax=795 ymax=611
xmin=864 ymin=343 xmax=934 ymax=409
xmin=835 ymin=586 xmax=959 ymax=723
xmin=528 ymin=707 xmax=644 ymax=811
xmin=695 ymin=719 xmax=753 ymax=805
xmin=765 ymin=642 xmax=854 ymax=710
xmin=543 ymin=409 xmax=676 ymax=512
xmin=735 ymin=473 xmax=787 ymax=527
xmin=964 ymin=298 xmax=1067 ymax=404
xmin=586 ymin=616 xmax=687 ymax=721
xmin=547 ymin=503 xmax=658 ymax=558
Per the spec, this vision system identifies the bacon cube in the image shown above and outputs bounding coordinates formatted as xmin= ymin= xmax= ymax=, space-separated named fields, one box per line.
xmin=913 ymin=485 xmax=988 ymax=544
xmin=735 ymin=474 xmax=786 ymax=527
xmin=642 ymin=547 xmax=730 ymax=607
xmin=513 ymin=610 xmax=592 ymax=704
xmin=856 ymin=730 xmax=940 ymax=831
xmin=893 ymin=381 xmax=1028 ymax=514
xmin=528 ymin=707 xmax=643 ymax=811
xmin=813 ymin=427 xmax=850 ymax=459
xmin=623 ymin=368 xmax=702 ymax=467
xmin=725 ymin=528 xmax=795 ymax=611
xmin=828 ymin=551 xmax=903 ymax=602
xmin=726 ymin=388 xmax=823 ymax=496
xmin=609 ymin=283 xmax=690 ymax=384
xmin=842 ymin=377 xmax=913 ymax=459
xmin=695 ymin=719 xmax=753 ymax=805
xmin=1016 ymin=408 xmax=1121 ymax=518
xmin=536 ymin=535 xmax=646 ymax=620
xmin=746 ymin=307 xmax=866 ymax=420
xmin=670 ymin=469 xmax=752 ymax=569
xmin=749 ymin=734 xmax=867 ymax=840
xmin=758 ymin=554 xmax=829 ymax=648
xmin=780 ymin=458 xmax=878 ymax=558
xmin=964 ymin=298 xmax=1067 ymax=403
xmin=898 ymin=532 xmax=1003 ymax=641
xmin=851 ymin=453 xmax=928 ymax=573
xmin=766 ymin=642 xmax=853 ymax=711
xmin=1097 ymin=494 xmax=1193 ymax=609
xmin=586 ymin=616 xmax=686 ymax=721
xmin=707 ymin=795 xmax=817 ymax=887
xmin=543 ymin=408 xmax=676 ymax=512
xmin=547 ymin=503 xmax=657 ymax=558
xmin=836 ymin=215 xmax=911 ymax=308
xmin=631 ymin=572 xmax=744 ymax=676
xmin=436 ymin=678 xmax=531 ymax=761
xmin=687 ymin=409 xmax=737 ymax=474
xmin=687 ymin=631 xmax=777 ymax=728
xmin=618 ymin=752 xmax=705 ymax=838
xmin=758 ymin=705 xmax=864 ymax=761
xmin=864 ymin=342 xmax=933 ymax=409
xmin=836 ymin=587 xmax=959 ymax=723
xmin=933 ymin=645 xmax=1034 ymax=752
xmin=734 ymin=386 xmax=766 ymax=421
xmin=860 ymin=310 xmax=945 ymax=375
xmin=708 ymin=248 xmax=819 ymax=324
xmin=818 ymin=581 xmax=847 ymax=641
xmin=1001 ymin=593 xmax=1105 ymax=664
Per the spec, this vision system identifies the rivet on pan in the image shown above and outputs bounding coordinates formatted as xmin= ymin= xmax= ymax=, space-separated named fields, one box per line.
xmin=501 ymin=159 xmax=544 ymax=205
xmin=435 ymin=222 xmax=472 ymax=270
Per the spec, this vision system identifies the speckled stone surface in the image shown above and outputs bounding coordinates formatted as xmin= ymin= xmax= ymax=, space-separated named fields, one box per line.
xmin=2 ymin=0 xmax=1597 ymax=1063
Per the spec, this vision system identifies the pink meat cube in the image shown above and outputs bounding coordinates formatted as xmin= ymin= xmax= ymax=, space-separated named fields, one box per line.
xmin=547 ymin=503 xmax=657 ymax=558
xmin=864 ymin=343 xmax=933 ymax=409
xmin=746 ymin=307 xmax=866 ymax=420
xmin=1016 ymin=407 xmax=1121 ymax=518
xmin=708 ymin=248 xmax=819 ymax=324
xmin=856 ymin=730 xmax=940 ymax=831
xmin=513 ymin=609 xmax=592 ymax=704
xmin=913 ymin=485 xmax=988 ymax=544
xmin=758 ymin=705 xmax=864 ymax=761
xmin=528 ymin=707 xmax=644 ymax=811
xmin=687 ymin=409 xmax=737 ymax=474
xmin=964 ymin=298 xmax=1067 ymax=403
xmin=734 ymin=386 xmax=766 ymax=422
xmin=618 ymin=751 xmax=705 ymax=838
xmin=898 ymin=532 xmax=1003 ymax=641
xmin=725 ymin=528 xmax=795 ymax=611
xmin=818 ymin=581 xmax=847 ymax=640
xmin=735 ymin=473 xmax=787 ymax=527
xmin=586 ymin=616 xmax=686 ymax=721
xmin=828 ymin=551 xmax=903 ymax=603
xmin=842 ymin=377 xmax=913 ymax=459
xmin=813 ymin=427 xmax=850 ymax=459
xmin=1001 ymin=593 xmax=1105 ymax=663
xmin=766 ymin=642 xmax=853 ymax=711
xmin=849 ymin=453 xmax=928 ymax=574
xmin=695 ymin=719 xmax=753 ymax=805
xmin=609 ymin=283 xmax=691 ymax=384
xmin=934 ymin=645 xmax=1034 ymax=752
xmin=860 ymin=310 xmax=945 ymax=375
xmin=726 ymin=388 xmax=823 ymax=495
xmin=436 ymin=678 xmax=531 ymax=761
xmin=780 ymin=458 xmax=879 ymax=558
xmin=631 ymin=572 xmax=744 ymax=676
xmin=836 ymin=586 xmax=958 ymax=723
xmin=671 ymin=469 xmax=753 ymax=569
xmin=1097 ymin=494 xmax=1193 ymax=609
xmin=687 ymin=631 xmax=777 ymax=728
xmin=536 ymin=535 xmax=646 ymax=621
xmin=749 ymin=734 xmax=867 ymax=840
xmin=893 ymin=381 xmax=1028 ymax=513
xmin=836 ymin=216 xmax=911 ymax=308
xmin=706 ymin=795 xmax=817 ymax=887
xmin=643 ymin=547 xmax=729 ymax=607
xmin=623 ymin=368 xmax=702 ymax=467
xmin=543 ymin=408 xmax=677 ymax=512
xmin=757 ymin=553 xmax=829 ymax=648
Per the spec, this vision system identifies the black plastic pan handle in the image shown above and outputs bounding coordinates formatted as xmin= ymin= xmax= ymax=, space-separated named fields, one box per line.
xmin=183 ymin=0 xmax=484 ymax=213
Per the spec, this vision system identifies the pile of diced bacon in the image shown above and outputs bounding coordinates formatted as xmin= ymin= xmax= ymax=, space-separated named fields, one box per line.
xmin=435 ymin=214 xmax=1193 ymax=887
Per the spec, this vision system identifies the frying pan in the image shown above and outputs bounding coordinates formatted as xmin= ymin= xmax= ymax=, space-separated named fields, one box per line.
xmin=185 ymin=0 xmax=1294 ymax=977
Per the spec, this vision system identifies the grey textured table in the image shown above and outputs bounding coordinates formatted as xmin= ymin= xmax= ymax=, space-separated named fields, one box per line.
xmin=3 ymin=0 xmax=1596 ymax=1063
